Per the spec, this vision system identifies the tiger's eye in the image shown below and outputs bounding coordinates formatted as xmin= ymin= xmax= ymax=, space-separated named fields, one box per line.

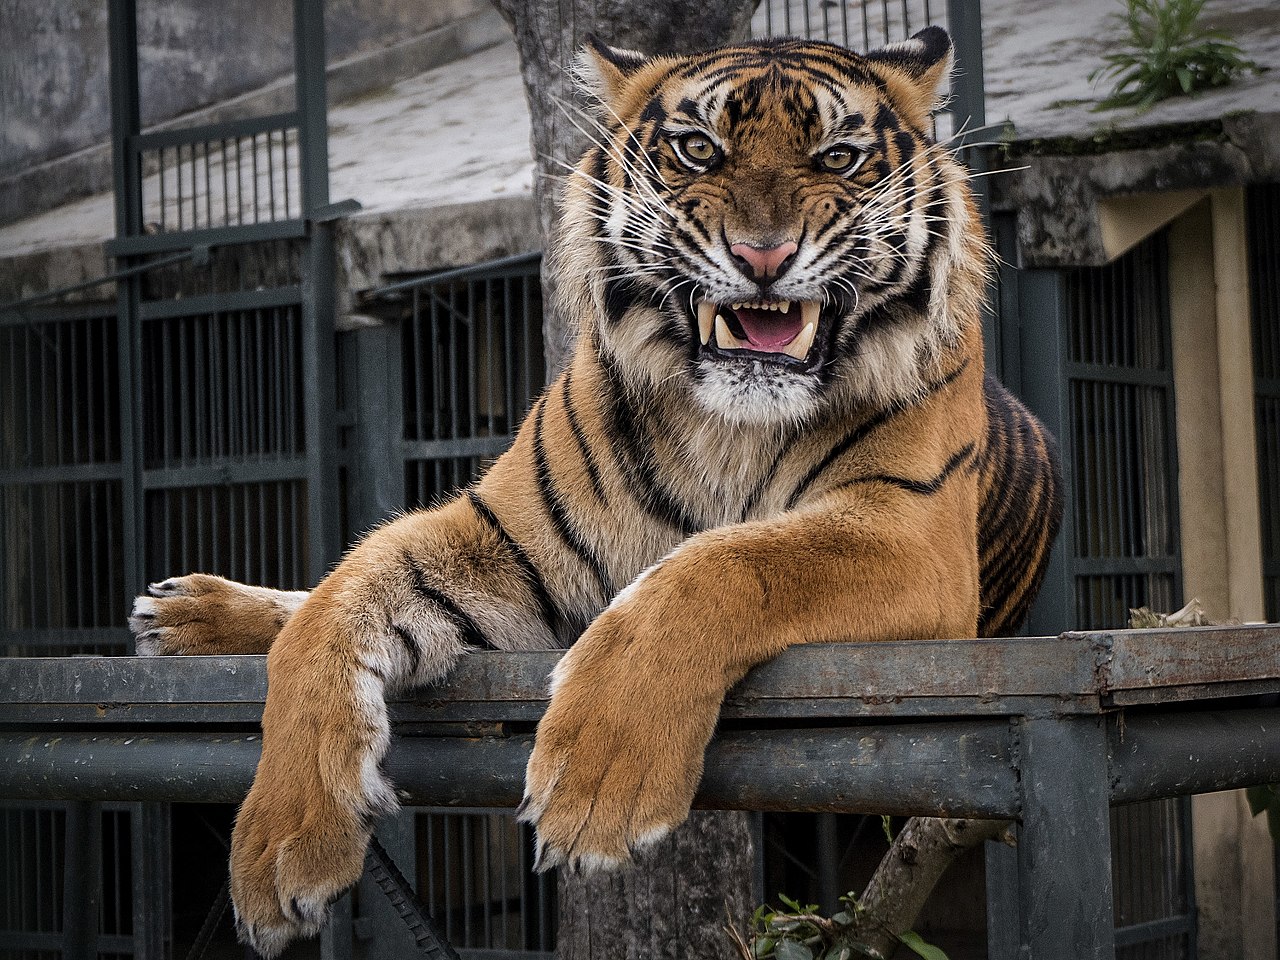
xmin=678 ymin=133 xmax=717 ymax=164
xmin=819 ymin=145 xmax=860 ymax=173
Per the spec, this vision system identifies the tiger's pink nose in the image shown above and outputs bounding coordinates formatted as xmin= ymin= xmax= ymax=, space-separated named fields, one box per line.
xmin=729 ymin=241 xmax=798 ymax=281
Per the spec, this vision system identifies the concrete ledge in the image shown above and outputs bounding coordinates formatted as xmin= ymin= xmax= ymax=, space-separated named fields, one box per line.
xmin=0 ymin=7 xmax=511 ymax=229
xmin=995 ymin=110 xmax=1280 ymax=267
xmin=0 ymin=243 xmax=114 ymax=308
xmin=0 ymin=194 xmax=540 ymax=325
xmin=336 ymin=195 xmax=540 ymax=328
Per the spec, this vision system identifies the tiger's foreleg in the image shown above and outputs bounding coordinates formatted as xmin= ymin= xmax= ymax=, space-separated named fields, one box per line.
xmin=520 ymin=486 xmax=980 ymax=871
xmin=228 ymin=487 xmax=564 ymax=956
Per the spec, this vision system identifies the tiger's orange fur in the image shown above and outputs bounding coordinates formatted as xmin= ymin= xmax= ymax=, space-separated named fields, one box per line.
xmin=130 ymin=28 xmax=1060 ymax=954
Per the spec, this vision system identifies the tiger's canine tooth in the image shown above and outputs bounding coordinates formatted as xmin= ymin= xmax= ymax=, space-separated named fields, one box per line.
xmin=697 ymin=301 xmax=716 ymax=345
xmin=714 ymin=314 xmax=747 ymax=350
xmin=783 ymin=320 xmax=817 ymax=360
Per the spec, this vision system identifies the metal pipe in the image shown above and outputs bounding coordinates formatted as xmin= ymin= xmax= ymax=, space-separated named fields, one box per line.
xmin=1109 ymin=707 xmax=1280 ymax=802
xmin=0 ymin=724 xmax=1020 ymax=818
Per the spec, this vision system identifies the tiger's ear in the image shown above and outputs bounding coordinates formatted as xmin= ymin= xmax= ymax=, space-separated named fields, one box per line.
xmin=864 ymin=26 xmax=953 ymax=127
xmin=574 ymin=35 xmax=651 ymax=106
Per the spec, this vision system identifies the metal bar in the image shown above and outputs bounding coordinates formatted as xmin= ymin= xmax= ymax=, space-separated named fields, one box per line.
xmin=103 ymin=219 xmax=307 ymax=257
xmin=1113 ymin=912 xmax=1195 ymax=947
xmin=0 ymin=724 xmax=1021 ymax=817
xmin=136 ymin=285 xmax=301 ymax=322
xmin=401 ymin=437 xmax=515 ymax=461
xmin=3 ymin=628 xmax=1276 ymax=718
xmin=0 ymin=462 xmax=125 ymax=486
xmin=0 ymin=252 xmax=195 ymax=318
xmin=1109 ymin=708 xmax=1280 ymax=802
xmin=366 ymin=253 xmax=543 ymax=299
xmin=141 ymin=457 xmax=309 ymax=490
xmin=984 ymin=838 xmax=1020 ymax=960
xmin=293 ymin=0 xmax=340 ymax=586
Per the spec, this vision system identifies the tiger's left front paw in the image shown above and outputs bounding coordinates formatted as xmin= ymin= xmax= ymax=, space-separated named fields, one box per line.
xmin=517 ymin=611 xmax=716 ymax=872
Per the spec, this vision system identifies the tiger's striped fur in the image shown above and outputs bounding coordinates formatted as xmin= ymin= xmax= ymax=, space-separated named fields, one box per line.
xmin=129 ymin=28 xmax=1061 ymax=954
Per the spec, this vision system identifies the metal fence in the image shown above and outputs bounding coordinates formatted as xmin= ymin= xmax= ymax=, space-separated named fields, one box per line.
xmin=1064 ymin=232 xmax=1182 ymax=630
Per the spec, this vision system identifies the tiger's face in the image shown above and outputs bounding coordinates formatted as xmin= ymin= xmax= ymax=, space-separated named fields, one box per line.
xmin=561 ymin=29 xmax=987 ymax=425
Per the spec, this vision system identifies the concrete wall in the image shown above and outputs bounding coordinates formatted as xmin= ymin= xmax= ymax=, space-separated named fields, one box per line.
xmin=1166 ymin=190 xmax=1277 ymax=960
xmin=0 ymin=0 xmax=486 ymax=178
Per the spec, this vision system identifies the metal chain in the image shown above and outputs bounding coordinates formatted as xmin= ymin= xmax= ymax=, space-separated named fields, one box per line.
xmin=365 ymin=835 xmax=464 ymax=960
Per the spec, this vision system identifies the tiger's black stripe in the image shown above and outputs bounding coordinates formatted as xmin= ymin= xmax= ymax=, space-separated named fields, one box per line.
xmin=786 ymin=358 xmax=970 ymax=509
xmin=600 ymin=356 xmax=701 ymax=536
xmin=560 ymin=370 xmax=608 ymax=504
xmin=602 ymin=277 xmax=640 ymax=326
xmin=390 ymin=623 xmax=421 ymax=675
xmin=403 ymin=552 xmax=497 ymax=651
xmin=532 ymin=397 xmax=615 ymax=598
xmin=834 ymin=442 xmax=976 ymax=497
xmin=464 ymin=488 xmax=564 ymax=639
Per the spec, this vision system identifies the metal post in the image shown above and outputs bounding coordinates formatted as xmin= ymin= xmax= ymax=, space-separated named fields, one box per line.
xmin=62 ymin=801 xmax=102 ymax=960
xmin=321 ymin=893 xmax=355 ymax=960
xmin=106 ymin=0 xmax=146 ymax=609
xmin=945 ymin=0 xmax=986 ymax=145
xmin=352 ymin=324 xmax=406 ymax=533
xmin=1016 ymin=270 xmax=1074 ymax=637
xmin=984 ymin=836 xmax=1020 ymax=960
xmin=1015 ymin=716 xmax=1116 ymax=959
xmin=130 ymin=801 xmax=172 ymax=960
xmin=292 ymin=0 xmax=341 ymax=583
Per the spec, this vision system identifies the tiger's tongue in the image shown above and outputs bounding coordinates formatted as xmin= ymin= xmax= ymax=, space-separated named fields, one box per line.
xmin=733 ymin=305 xmax=805 ymax=349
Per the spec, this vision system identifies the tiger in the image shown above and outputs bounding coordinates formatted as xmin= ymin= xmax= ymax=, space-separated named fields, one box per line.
xmin=128 ymin=27 xmax=1062 ymax=956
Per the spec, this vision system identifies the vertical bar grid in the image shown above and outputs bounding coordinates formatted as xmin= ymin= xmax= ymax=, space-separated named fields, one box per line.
xmin=1064 ymin=232 xmax=1181 ymax=631
xmin=1 ymin=310 xmax=128 ymax=655
xmin=416 ymin=810 xmax=556 ymax=952
xmin=398 ymin=260 xmax=545 ymax=511
xmin=747 ymin=0 xmax=959 ymax=139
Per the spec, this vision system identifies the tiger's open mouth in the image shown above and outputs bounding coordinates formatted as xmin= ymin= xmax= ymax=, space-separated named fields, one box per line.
xmin=693 ymin=299 xmax=831 ymax=370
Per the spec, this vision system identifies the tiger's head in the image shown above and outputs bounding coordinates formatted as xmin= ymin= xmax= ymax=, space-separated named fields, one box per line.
xmin=557 ymin=29 xmax=989 ymax=426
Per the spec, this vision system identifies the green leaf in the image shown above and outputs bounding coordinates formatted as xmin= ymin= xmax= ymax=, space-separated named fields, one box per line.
xmin=754 ymin=936 xmax=776 ymax=958
xmin=1176 ymin=66 xmax=1193 ymax=91
xmin=776 ymin=940 xmax=814 ymax=960
xmin=779 ymin=893 xmax=804 ymax=912
xmin=899 ymin=931 xmax=950 ymax=960
xmin=881 ymin=815 xmax=893 ymax=843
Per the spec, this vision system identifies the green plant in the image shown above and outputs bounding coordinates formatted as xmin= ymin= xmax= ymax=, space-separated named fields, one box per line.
xmin=732 ymin=893 xmax=950 ymax=960
xmin=1089 ymin=0 xmax=1259 ymax=111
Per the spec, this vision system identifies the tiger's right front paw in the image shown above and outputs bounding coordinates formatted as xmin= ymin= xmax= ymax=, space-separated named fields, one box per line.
xmin=129 ymin=574 xmax=303 ymax=656
xmin=229 ymin=770 xmax=372 ymax=956
xmin=229 ymin=704 xmax=398 ymax=956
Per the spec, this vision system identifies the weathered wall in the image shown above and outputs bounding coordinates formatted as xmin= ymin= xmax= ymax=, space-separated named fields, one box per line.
xmin=0 ymin=0 xmax=485 ymax=178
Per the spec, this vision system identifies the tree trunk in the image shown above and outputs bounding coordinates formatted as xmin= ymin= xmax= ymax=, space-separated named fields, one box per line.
xmin=559 ymin=812 xmax=757 ymax=960
xmin=486 ymin=2 xmax=759 ymax=956
xmin=489 ymin=0 xmax=758 ymax=372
